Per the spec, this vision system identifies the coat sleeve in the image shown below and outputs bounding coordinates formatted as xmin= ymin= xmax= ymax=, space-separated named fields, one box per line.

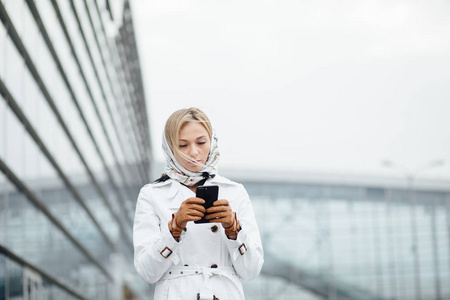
xmin=226 ymin=184 xmax=264 ymax=280
xmin=133 ymin=186 xmax=184 ymax=284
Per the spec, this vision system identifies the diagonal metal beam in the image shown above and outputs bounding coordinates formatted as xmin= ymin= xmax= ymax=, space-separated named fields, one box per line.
xmin=262 ymin=251 xmax=391 ymax=300
xmin=0 ymin=158 xmax=111 ymax=282
xmin=0 ymin=1 xmax=133 ymax=253
xmin=0 ymin=245 xmax=90 ymax=300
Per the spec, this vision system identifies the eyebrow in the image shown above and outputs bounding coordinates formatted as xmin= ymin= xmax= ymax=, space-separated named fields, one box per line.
xmin=179 ymin=136 xmax=207 ymax=142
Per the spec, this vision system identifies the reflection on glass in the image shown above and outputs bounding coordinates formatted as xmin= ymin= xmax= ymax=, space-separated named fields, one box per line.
xmin=242 ymin=182 xmax=450 ymax=300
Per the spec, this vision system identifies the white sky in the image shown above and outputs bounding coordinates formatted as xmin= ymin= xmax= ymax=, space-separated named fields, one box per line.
xmin=131 ymin=0 xmax=450 ymax=180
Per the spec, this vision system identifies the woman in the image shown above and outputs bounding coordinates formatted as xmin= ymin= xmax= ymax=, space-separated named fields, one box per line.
xmin=133 ymin=108 xmax=264 ymax=300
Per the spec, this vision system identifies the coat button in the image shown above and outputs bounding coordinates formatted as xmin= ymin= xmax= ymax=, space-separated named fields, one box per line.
xmin=211 ymin=264 xmax=218 ymax=268
xmin=211 ymin=225 xmax=218 ymax=232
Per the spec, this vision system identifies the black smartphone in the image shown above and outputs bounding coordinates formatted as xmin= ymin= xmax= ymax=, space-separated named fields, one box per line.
xmin=194 ymin=185 xmax=219 ymax=224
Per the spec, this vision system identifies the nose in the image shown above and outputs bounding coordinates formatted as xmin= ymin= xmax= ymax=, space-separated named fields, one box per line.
xmin=188 ymin=145 xmax=199 ymax=157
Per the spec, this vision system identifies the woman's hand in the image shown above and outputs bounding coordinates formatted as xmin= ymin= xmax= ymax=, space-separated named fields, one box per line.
xmin=205 ymin=199 xmax=234 ymax=227
xmin=205 ymin=200 xmax=240 ymax=239
xmin=174 ymin=197 xmax=206 ymax=229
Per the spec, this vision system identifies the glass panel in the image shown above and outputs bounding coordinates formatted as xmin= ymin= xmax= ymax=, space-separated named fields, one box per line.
xmin=0 ymin=111 xmax=112 ymax=297
xmin=2 ymin=94 xmax=122 ymax=247
xmin=3 ymin=97 xmax=27 ymax=180
xmin=244 ymin=181 xmax=450 ymax=299
xmin=77 ymin=0 xmax=126 ymax=168
xmin=2 ymin=1 xmax=26 ymax=40
xmin=0 ymin=254 xmax=5 ymax=299
xmin=8 ymin=258 xmax=23 ymax=299
xmin=55 ymin=0 xmax=115 ymax=171
xmin=0 ymin=90 xmax=6 ymax=160
xmin=0 ymin=10 xmax=7 ymax=81
xmin=1 ymin=1 xmax=147 ymax=298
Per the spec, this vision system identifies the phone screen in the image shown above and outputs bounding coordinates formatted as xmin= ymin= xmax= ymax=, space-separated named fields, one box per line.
xmin=194 ymin=185 xmax=219 ymax=224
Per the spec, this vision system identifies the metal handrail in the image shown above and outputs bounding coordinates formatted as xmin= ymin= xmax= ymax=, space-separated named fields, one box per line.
xmin=0 ymin=245 xmax=89 ymax=300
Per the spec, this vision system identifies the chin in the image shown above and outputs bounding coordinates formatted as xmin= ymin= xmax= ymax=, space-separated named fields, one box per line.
xmin=183 ymin=161 xmax=205 ymax=173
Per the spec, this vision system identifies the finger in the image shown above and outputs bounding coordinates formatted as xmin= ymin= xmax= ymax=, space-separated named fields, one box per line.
xmin=185 ymin=197 xmax=205 ymax=205
xmin=206 ymin=206 xmax=228 ymax=214
xmin=207 ymin=217 xmax=229 ymax=223
xmin=205 ymin=212 xmax=228 ymax=220
xmin=187 ymin=209 xmax=205 ymax=218
xmin=185 ymin=215 xmax=202 ymax=222
xmin=188 ymin=204 xmax=206 ymax=213
xmin=212 ymin=199 xmax=229 ymax=206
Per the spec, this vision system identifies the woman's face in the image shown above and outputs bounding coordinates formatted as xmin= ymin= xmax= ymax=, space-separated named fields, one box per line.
xmin=176 ymin=122 xmax=211 ymax=172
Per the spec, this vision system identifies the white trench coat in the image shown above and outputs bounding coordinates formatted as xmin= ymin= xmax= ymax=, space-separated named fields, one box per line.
xmin=133 ymin=175 xmax=264 ymax=300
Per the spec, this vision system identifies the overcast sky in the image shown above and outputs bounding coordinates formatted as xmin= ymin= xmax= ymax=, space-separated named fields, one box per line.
xmin=131 ymin=0 xmax=450 ymax=180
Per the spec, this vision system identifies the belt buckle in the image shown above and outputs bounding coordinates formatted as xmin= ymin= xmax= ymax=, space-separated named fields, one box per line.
xmin=160 ymin=246 xmax=172 ymax=258
xmin=238 ymin=243 xmax=247 ymax=255
xmin=197 ymin=293 xmax=219 ymax=300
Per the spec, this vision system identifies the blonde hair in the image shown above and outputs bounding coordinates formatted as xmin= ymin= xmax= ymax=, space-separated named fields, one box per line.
xmin=165 ymin=108 xmax=212 ymax=167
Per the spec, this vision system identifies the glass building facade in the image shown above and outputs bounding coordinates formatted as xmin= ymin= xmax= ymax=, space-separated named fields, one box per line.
xmin=239 ymin=177 xmax=450 ymax=300
xmin=0 ymin=0 xmax=151 ymax=298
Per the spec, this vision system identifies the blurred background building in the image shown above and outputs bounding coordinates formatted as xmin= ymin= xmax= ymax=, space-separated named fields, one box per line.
xmin=1 ymin=0 xmax=151 ymax=298
xmin=227 ymin=169 xmax=450 ymax=300
xmin=1 ymin=0 xmax=450 ymax=300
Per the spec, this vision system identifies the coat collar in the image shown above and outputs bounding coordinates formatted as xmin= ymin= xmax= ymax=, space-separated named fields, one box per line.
xmin=152 ymin=179 xmax=180 ymax=199
xmin=151 ymin=174 xmax=236 ymax=199
xmin=208 ymin=174 xmax=236 ymax=185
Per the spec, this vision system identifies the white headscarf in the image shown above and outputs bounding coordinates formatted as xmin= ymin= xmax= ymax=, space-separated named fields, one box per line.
xmin=161 ymin=130 xmax=220 ymax=186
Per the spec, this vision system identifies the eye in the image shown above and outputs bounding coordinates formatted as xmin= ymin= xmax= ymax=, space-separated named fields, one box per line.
xmin=179 ymin=144 xmax=187 ymax=148
xmin=198 ymin=142 xmax=206 ymax=145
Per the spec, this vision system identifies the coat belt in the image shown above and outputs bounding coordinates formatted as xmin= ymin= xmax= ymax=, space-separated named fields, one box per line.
xmin=161 ymin=266 xmax=236 ymax=281
xmin=161 ymin=266 xmax=242 ymax=299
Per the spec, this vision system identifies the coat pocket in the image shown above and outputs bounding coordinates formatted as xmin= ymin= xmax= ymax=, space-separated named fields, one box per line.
xmin=154 ymin=279 xmax=181 ymax=300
